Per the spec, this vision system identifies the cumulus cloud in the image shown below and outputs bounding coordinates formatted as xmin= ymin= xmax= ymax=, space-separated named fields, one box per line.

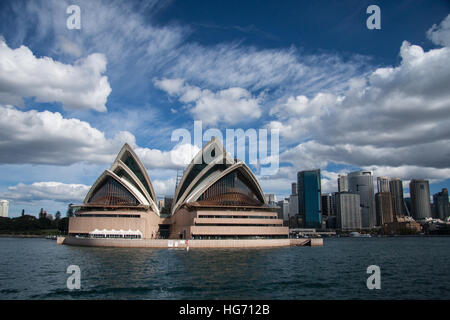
xmin=0 ymin=105 xmax=131 ymax=165
xmin=155 ymin=78 xmax=263 ymax=125
xmin=136 ymin=143 xmax=201 ymax=170
xmin=0 ymin=105 xmax=199 ymax=169
xmin=272 ymin=41 xmax=450 ymax=147
xmin=0 ymin=38 xmax=111 ymax=111
xmin=1 ymin=182 xmax=90 ymax=203
xmin=363 ymin=166 xmax=450 ymax=185
xmin=152 ymin=178 xmax=176 ymax=198
xmin=427 ymin=13 xmax=450 ymax=47
xmin=271 ymin=22 xmax=450 ymax=184
xmin=2 ymin=0 xmax=371 ymax=103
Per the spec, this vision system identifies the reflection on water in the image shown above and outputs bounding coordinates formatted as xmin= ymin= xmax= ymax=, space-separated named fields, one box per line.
xmin=0 ymin=237 xmax=449 ymax=299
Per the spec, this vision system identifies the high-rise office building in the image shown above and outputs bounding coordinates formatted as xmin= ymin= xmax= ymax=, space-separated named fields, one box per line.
xmin=331 ymin=192 xmax=338 ymax=216
xmin=347 ymin=171 xmax=376 ymax=228
xmin=321 ymin=194 xmax=332 ymax=216
xmin=265 ymin=194 xmax=277 ymax=205
xmin=433 ymin=188 xmax=449 ymax=220
xmin=0 ymin=200 xmax=8 ymax=218
xmin=377 ymin=176 xmax=390 ymax=193
xmin=389 ymin=178 xmax=404 ymax=218
xmin=298 ymin=169 xmax=322 ymax=229
xmin=375 ymin=192 xmax=394 ymax=225
xmin=277 ymin=199 xmax=290 ymax=225
xmin=338 ymin=174 xmax=348 ymax=192
xmin=409 ymin=179 xmax=432 ymax=220
xmin=163 ymin=196 xmax=174 ymax=214
xmin=336 ymin=192 xmax=361 ymax=230
xmin=157 ymin=199 xmax=165 ymax=211
xmin=291 ymin=183 xmax=298 ymax=196
xmin=289 ymin=189 xmax=299 ymax=228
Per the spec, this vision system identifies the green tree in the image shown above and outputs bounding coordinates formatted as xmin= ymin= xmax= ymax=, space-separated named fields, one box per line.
xmin=66 ymin=204 xmax=74 ymax=217
xmin=58 ymin=217 xmax=69 ymax=234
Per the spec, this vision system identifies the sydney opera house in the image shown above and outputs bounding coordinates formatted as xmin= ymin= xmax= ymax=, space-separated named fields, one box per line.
xmin=68 ymin=138 xmax=289 ymax=242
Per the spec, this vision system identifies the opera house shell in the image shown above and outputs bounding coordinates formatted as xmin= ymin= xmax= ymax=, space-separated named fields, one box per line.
xmin=169 ymin=137 xmax=288 ymax=239
xmin=68 ymin=138 xmax=289 ymax=240
xmin=68 ymin=143 xmax=161 ymax=239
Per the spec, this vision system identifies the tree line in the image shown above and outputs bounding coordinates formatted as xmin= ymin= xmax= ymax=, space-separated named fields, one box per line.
xmin=0 ymin=206 xmax=72 ymax=235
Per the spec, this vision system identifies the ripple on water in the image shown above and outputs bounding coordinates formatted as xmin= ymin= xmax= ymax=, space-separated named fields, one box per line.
xmin=1 ymin=237 xmax=450 ymax=299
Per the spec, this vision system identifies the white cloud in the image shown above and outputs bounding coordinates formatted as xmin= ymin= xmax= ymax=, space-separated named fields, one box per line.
xmin=363 ymin=166 xmax=450 ymax=185
xmin=0 ymin=105 xmax=130 ymax=165
xmin=0 ymin=38 xmax=111 ymax=111
xmin=136 ymin=143 xmax=200 ymax=170
xmin=320 ymin=171 xmax=340 ymax=194
xmin=427 ymin=13 xmax=450 ymax=47
xmin=257 ymin=176 xmax=292 ymax=199
xmin=152 ymin=178 xmax=176 ymax=198
xmin=165 ymin=43 xmax=370 ymax=96
xmin=272 ymin=41 xmax=450 ymax=148
xmin=155 ymin=78 xmax=263 ymax=125
xmin=0 ymin=105 xmax=199 ymax=170
xmin=154 ymin=78 xmax=186 ymax=96
xmin=3 ymin=0 xmax=370 ymax=102
xmin=270 ymin=93 xmax=340 ymax=118
xmin=56 ymin=36 xmax=82 ymax=57
xmin=1 ymin=181 xmax=90 ymax=203
xmin=272 ymin=28 xmax=450 ymax=182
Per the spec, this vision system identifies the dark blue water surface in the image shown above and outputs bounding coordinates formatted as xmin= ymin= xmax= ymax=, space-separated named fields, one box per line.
xmin=0 ymin=237 xmax=449 ymax=299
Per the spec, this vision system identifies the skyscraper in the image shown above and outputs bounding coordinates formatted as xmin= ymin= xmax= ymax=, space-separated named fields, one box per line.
xmin=277 ymin=199 xmax=290 ymax=225
xmin=265 ymin=194 xmax=277 ymax=205
xmin=331 ymin=192 xmax=338 ymax=216
xmin=409 ymin=179 xmax=432 ymax=220
xmin=389 ymin=178 xmax=404 ymax=218
xmin=298 ymin=169 xmax=322 ymax=229
xmin=289 ymin=184 xmax=299 ymax=228
xmin=291 ymin=182 xmax=298 ymax=196
xmin=0 ymin=200 xmax=8 ymax=218
xmin=347 ymin=171 xmax=376 ymax=228
xmin=321 ymin=194 xmax=332 ymax=216
xmin=433 ymin=188 xmax=449 ymax=220
xmin=377 ymin=176 xmax=390 ymax=193
xmin=338 ymin=174 xmax=348 ymax=192
xmin=375 ymin=192 xmax=394 ymax=225
xmin=336 ymin=192 xmax=361 ymax=230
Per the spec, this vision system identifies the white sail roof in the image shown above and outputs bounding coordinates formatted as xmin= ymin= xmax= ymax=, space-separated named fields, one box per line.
xmin=172 ymin=137 xmax=266 ymax=214
xmin=82 ymin=143 xmax=160 ymax=215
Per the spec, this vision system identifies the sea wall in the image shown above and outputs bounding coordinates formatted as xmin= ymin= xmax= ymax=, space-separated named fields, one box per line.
xmin=58 ymin=236 xmax=322 ymax=248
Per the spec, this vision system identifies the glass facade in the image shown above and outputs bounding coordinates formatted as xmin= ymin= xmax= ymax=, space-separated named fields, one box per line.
xmin=198 ymin=170 xmax=264 ymax=206
xmin=87 ymin=176 xmax=139 ymax=206
xmin=298 ymin=170 xmax=322 ymax=229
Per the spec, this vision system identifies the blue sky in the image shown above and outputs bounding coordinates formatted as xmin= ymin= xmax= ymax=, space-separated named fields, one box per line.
xmin=0 ymin=0 xmax=449 ymax=217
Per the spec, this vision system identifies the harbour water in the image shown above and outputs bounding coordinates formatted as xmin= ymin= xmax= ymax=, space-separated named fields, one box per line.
xmin=0 ymin=236 xmax=449 ymax=300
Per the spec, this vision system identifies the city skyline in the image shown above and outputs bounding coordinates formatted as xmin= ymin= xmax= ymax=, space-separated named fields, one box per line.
xmin=1 ymin=0 xmax=450 ymax=217
xmin=2 ymin=164 xmax=449 ymax=219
